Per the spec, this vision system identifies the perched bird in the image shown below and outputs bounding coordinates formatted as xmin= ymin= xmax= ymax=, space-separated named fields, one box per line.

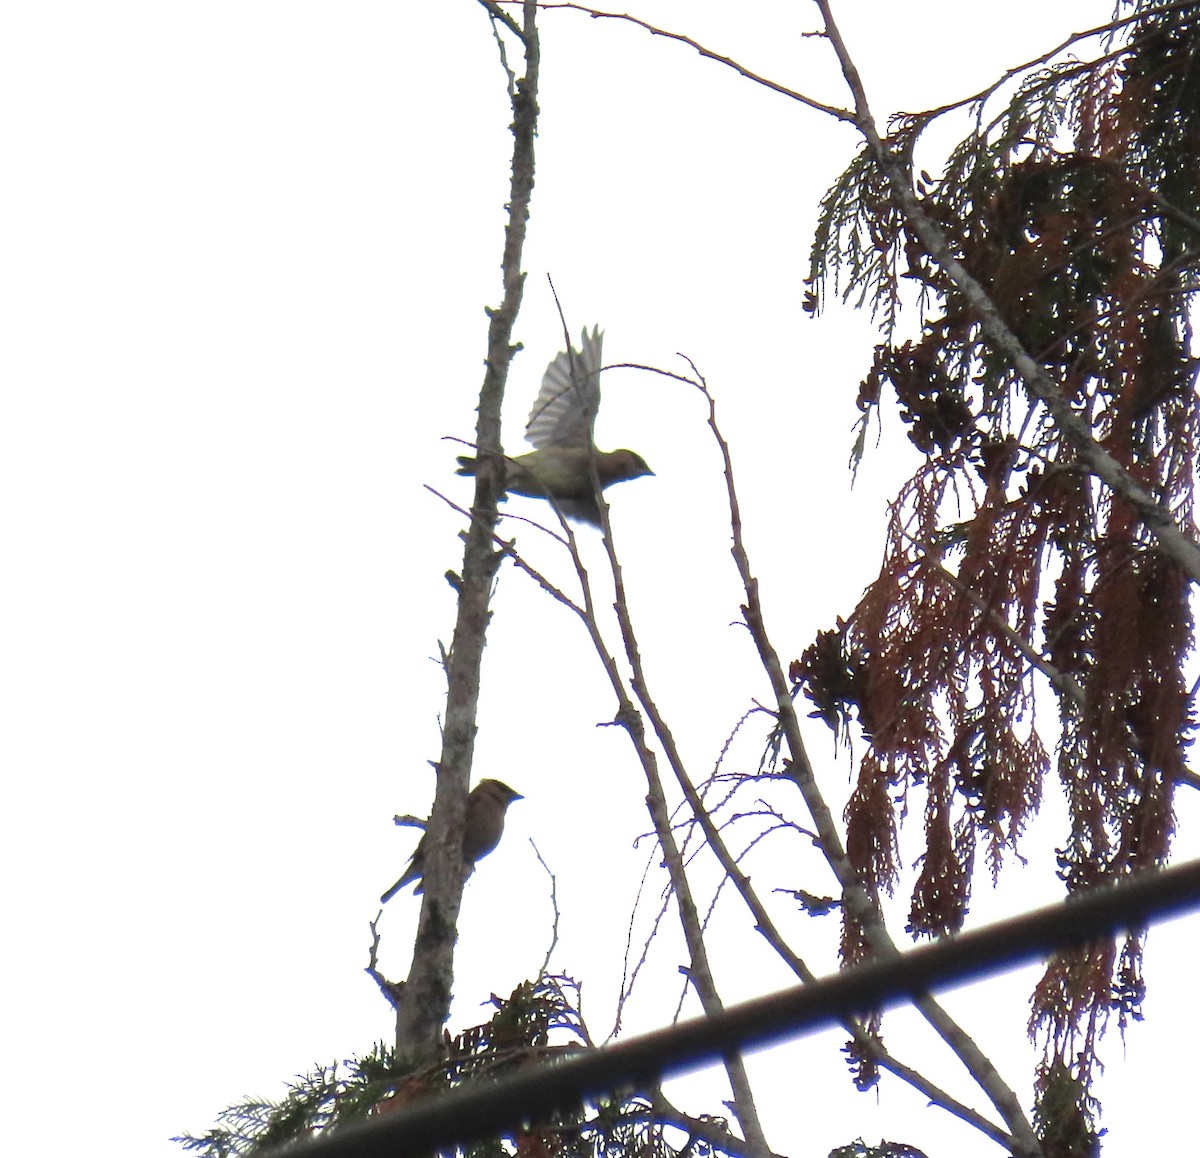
xmin=457 ymin=326 xmax=652 ymax=525
xmin=380 ymin=779 xmax=523 ymax=902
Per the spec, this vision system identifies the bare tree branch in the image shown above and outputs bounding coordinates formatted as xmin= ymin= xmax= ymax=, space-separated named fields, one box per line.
xmin=518 ymin=2 xmax=852 ymax=120
xmin=689 ymin=369 xmax=1019 ymax=1151
xmin=392 ymin=0 xmax=541 ymax=1065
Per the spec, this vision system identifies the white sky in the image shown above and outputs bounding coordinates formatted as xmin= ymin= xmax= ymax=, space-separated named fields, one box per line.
xmin=4 ymin=3 xmax=1198 ymax=1157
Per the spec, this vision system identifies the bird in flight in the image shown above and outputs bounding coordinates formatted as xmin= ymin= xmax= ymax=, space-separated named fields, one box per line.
xmin=457 ymin=327 xmax=652 ymax=525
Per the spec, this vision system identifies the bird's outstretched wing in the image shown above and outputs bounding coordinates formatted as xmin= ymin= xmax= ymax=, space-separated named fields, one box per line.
xmin=525 ymin=326 xmax=604 ymax=449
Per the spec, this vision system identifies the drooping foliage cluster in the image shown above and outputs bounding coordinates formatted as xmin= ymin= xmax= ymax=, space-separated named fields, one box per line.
xmin=797 ymin=0 xmax=1200 ymax=1118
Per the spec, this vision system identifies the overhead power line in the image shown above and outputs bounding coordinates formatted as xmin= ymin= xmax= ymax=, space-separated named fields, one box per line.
xmin=266 ymin=857 xmax=1200 ymax=1158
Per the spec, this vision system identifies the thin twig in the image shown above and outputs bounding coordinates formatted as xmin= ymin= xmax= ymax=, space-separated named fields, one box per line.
xmin=530 ymin=839 xmax=562 ymax=979
xmin=513 ymin=1 xmax=852 ymax=120
xmin=592 ymin=469 xmax=773 ymax=1157
xmin=683 ymin=370 xmax=1015 ymax=1149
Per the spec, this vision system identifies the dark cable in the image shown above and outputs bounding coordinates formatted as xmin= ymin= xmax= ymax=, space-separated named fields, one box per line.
xmin=264 ymin=857 xmax=1200 ymax=1158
